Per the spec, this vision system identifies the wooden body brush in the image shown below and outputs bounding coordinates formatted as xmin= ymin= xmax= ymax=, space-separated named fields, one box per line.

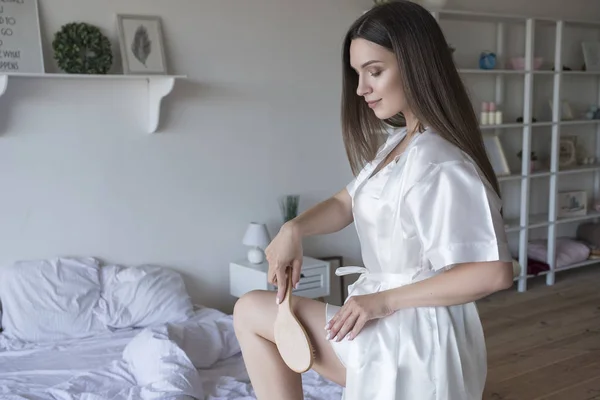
xmin=274 ymin=269 xmax=315 ymax=373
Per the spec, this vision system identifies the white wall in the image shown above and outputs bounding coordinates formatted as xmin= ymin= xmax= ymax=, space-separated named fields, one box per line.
xmin=0 ymin=0 xmax=372 ymax=313
xmin=445 ymin=0 xmax=600 ymax=20
xmin=0 ymin=0 xmax=597 ymax=313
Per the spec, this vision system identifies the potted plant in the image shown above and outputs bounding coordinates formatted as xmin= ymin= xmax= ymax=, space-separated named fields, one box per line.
xmin=517 ymin=150 xmax=538 ymax=172
xmin=279 ymin=195 xmax=300 ymax=223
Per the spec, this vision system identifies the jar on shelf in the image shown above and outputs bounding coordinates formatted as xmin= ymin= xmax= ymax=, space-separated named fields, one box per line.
xmin=517 ymin=150 xmax=538 ymax=173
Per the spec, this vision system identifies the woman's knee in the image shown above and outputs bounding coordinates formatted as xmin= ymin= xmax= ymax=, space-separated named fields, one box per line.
xmin=233 ymin=290 xmax=272 ymax=332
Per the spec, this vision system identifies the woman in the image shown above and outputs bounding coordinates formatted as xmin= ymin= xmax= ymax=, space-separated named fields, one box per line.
xmin=233 ymin=2 xmax=514 ymax=399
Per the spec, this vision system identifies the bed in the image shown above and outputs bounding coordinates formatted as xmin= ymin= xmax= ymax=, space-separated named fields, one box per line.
xmin=0 ymin=257 xmax=343 ymax=399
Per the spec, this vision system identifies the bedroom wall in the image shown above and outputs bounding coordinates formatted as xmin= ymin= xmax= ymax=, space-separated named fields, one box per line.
xmin=445 ymin=0 xmax=600 ymax=20
xmin=0 ymin=0 xmax=597 ymax=313
xmin=0 ymin=0 xmax=372 ymax=314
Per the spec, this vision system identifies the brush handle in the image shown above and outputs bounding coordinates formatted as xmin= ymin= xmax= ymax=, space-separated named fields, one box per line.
xmin=280 ymin=267 xmax=294 ymax=310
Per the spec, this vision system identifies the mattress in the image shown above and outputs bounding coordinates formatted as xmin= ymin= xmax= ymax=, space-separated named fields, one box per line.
xmin=0 ymin=308 xmax=343 ymax=399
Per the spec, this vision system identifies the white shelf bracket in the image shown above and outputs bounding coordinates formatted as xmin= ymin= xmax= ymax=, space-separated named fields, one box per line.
xmin=148 ymin=77 xmax=176 ymax=134
xmin=0 ymin=74 xmax=8 ymax=97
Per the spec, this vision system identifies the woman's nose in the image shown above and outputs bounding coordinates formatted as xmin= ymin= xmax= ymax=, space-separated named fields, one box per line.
xmin=356 ymin=77 xmax=371 ymax=97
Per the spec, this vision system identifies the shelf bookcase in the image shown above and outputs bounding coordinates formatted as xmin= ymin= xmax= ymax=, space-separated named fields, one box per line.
xmin=431 ymin=10 xmax=600 ymax=292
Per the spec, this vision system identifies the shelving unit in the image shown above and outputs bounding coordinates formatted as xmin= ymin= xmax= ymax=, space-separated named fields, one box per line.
xmin=0 ymin=72 xmax=187 ymax=133
xmin=431 ymin=10 xmax=600 ymax=292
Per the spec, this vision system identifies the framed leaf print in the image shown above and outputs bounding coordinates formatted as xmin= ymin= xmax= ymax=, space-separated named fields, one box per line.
xmin=116 ymin=14 xmax=168 ymax=75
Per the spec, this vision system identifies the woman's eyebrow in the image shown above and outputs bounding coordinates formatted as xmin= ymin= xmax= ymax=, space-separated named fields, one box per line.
xmin=361 ymin=60 xmax=382 ymax=68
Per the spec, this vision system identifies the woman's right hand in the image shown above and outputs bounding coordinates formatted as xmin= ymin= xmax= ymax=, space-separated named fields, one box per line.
xmin=265 ymin=222 xmax=303 ymax=304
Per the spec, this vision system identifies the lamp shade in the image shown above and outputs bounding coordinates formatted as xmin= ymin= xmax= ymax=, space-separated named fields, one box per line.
xmin=242 ymin=222 xmax=271 ymax=249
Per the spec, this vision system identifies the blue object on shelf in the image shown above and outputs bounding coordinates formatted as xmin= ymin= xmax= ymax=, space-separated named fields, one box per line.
xmin=585 ymin=104 xmax=600 ymax=119
xmin=479 ymin=51 xmax=497 ymax=70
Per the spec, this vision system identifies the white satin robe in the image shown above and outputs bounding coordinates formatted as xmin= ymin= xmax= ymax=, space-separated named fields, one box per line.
xmin=325 ymin=127 xmax=512 ymax=400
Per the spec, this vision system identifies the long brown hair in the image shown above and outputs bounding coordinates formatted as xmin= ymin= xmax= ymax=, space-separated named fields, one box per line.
xmin=341 ymin=0 xmax=501 ymax=198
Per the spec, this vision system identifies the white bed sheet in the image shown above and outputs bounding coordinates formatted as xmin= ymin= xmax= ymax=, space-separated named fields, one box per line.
xmin=0 ymin=308 xmax=343 ymax=400
xmin=200 ymin=353 xmax=343 ymax=400
xmin=0 ymin=328 xmax=140 ymax=396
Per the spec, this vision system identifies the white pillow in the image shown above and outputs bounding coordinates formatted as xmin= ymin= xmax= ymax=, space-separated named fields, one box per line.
xmin=166 ymin=308 xmax=241 ymax=369
xmin=0 ymin=257 xmax=108 ymax=342
xmin=97 ymin=264 xmax=194 ymax=329
xmin=528 ymin=237 xmax=590 ymax=267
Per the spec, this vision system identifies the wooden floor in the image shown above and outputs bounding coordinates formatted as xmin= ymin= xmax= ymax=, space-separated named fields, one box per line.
xmin=477 ymin=266 xmax=600 ymax=400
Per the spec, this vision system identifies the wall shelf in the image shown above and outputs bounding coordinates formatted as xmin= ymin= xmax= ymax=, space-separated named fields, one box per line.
xmin=0 ymin=72 xmax=187 ymax=133
xmin=498 ymin=164 xmax=600 ymax=182
xmin=479 ymin=120 xmax=600 ymax=131
xmin=432 ymin=9 xmax=600 ymax=292
xmin=432 ymin=9 xmax=600 ymax=27
xmin=459 ymin=68 xmax=600 ymax=76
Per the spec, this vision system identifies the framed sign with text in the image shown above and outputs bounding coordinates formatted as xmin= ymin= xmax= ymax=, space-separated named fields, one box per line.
xmin=0 ymin=0 xmax=44 ymax=73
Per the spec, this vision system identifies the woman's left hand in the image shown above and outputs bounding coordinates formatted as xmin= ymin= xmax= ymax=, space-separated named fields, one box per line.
xmin=325 ymin=292 xmax=394 ymax=342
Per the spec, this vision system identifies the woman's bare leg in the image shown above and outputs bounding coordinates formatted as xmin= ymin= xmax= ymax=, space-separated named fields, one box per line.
xmin=233 ymin=290 xmax=345 ymax=400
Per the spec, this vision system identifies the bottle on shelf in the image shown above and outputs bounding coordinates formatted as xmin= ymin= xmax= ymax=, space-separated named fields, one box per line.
xmin=480 ymin=101 xmax=503 ymax=125
xmin=494 ymin=107 xmax=503 ymax=125
xmin=480 ymin=101 xmax=489 ymax=125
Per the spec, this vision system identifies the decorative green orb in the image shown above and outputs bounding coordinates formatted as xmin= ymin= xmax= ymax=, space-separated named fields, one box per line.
xmin=52 ymin=22 xmax=113 ymax=74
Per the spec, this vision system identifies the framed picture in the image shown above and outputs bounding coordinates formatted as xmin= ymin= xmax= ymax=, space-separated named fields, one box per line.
xmin=557 ymin=190 xmax=587 ymax=218
xmin=582 ymin=41 xmax=600 ymax=72
xmin=548 ymin=99 xmax=574 ymax=120
xmin=320 ymin=256 xmax=345 ymax=306
xmin=0 ymin=0 xmax=45 ymax=73
xmin=116 ymin=14 xmax=168 ymax=75
xmin=482 ymin=134 xmax=511 ymax=176
xmin=559 ymin=135 xmax=577 ymax=167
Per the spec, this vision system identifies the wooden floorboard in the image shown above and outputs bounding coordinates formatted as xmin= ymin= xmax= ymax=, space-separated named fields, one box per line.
xmin=477 ymin=266 xmax=600 ymax=400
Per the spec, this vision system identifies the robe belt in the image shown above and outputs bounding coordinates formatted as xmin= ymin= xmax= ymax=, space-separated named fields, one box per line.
xmin=335 ymin=266 xmax=437 ymax=292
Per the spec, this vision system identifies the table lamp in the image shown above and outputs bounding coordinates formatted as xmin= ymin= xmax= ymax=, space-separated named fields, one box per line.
xmin=242 ymin=222 xmax=271 ymax=264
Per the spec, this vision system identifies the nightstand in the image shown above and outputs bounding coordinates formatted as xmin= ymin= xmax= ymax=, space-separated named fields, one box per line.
xmin=229 ymin=256 xmax=330 ymax=300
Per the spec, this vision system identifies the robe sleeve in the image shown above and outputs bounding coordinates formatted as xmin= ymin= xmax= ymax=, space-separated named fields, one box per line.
xmin=405 ymin=160 xmax=512 ymax=271
xmin=346 ymin=177 xmax=357 ymax=198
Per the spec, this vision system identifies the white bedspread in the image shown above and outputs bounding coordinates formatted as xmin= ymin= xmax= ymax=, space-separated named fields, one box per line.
xmin=200 ymin=354 xmax=343 ymax=400
xmin=0 ymin=308 xmax=343 ymax=400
